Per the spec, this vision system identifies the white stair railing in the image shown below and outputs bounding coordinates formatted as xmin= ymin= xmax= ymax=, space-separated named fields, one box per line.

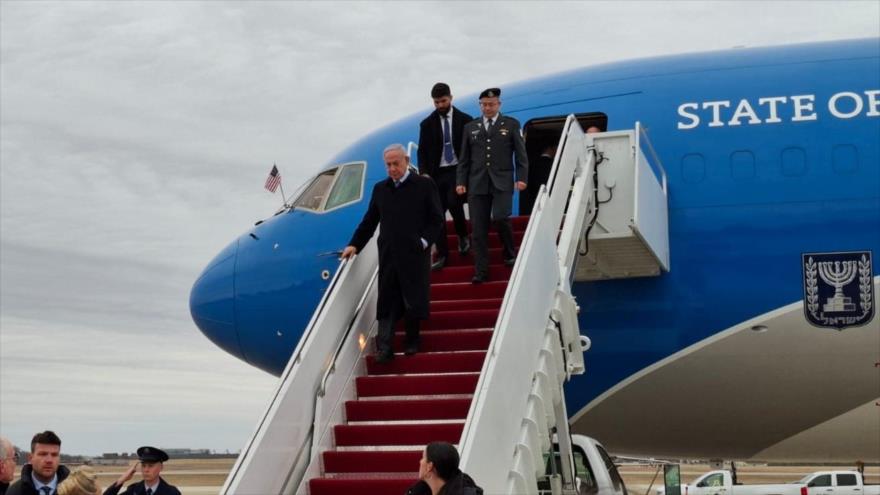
xmin=220 ymin=238 xmax=378 ymax=495
xmin=459 ymin=115 xmax=595 ymax=494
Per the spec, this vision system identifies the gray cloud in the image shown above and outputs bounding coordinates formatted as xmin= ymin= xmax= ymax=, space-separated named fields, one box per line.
xmin=2 ymin=1 xmax=878 ymax=454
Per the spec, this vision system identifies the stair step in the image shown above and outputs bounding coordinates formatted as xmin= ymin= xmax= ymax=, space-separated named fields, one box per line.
xmin=399 ymin=309 xmax=498 ymax=331
xmin=322 ymin=450 xmax=422 ymax=473
xmin=431 ymin=263 xmax=512 ymax=284
xmin=443 ymin=215 xmax=530 ymax=232
xmin=392 ymin=329 xmax=492 ymax=352
xmin=334 ymin=422 xmax=464 ymax=446
xmin=366 ymin=350 xmax=486 ymax=375
xmin=444 ymin=247 xmax=504 ymax=266
xmin=355 ymin=373 xmax=479 ymax=397
xmin=430 ymin=298 xmax=503 ymax=312
xmin=432 ymin=280 xmax=508 ymax=300
xmin=446 ymin=230 xmax=524 ymax=250
xmin=310 ymin=477 xmax=417 ymax=495
xmin=346 ymin=398 xmax=472 ymax=421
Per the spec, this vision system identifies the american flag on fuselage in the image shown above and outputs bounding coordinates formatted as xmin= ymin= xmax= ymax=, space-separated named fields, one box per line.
xmin=264 ymin=165 xmax=281 ymax=193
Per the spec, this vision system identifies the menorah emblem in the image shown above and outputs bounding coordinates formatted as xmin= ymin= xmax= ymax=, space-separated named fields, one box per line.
xmin=802 ymin=251 xmax=874 ymax=330
xmin=818 ymin=260 xmax=858 ymax=312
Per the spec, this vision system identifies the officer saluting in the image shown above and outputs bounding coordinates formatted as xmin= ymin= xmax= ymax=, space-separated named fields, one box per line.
xmin=103 ymin=447 xmax=180 ymax=495
xmin=456 ymin=88 xmax=528 ymax=283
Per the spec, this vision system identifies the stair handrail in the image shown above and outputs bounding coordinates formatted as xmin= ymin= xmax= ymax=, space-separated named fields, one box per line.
xmin=220 ymin=237 xmax=379 ymax=495
xmin=459 ymin=115 xmax=591 ymax=493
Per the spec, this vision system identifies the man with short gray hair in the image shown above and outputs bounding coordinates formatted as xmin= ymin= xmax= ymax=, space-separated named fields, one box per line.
xmin=342 ymin=144 xmax=444 ymax=362
xmin=0 ymin=437 xmax=16 ymax=495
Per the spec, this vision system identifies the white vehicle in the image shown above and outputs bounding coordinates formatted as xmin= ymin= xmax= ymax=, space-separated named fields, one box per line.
xmin=542 ymin=434 xmax=629 ymax=495
xmin=664 ymin=470 xmax=807 ymax=495
xmin=798 ymin=471 xmax=880 ymax=495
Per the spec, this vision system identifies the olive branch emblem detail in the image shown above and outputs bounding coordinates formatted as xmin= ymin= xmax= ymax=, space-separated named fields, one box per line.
xmin=803 ymin=253 xmax=873 ymax=329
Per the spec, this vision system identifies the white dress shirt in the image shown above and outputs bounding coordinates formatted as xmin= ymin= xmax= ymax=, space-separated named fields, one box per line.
xmin=32 ymin=473 xmax=57 ymax=495
xmin=483 ymin=113 xmax=500 ymax=131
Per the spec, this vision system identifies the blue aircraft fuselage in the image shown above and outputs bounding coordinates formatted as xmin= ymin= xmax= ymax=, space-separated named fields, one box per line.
xmin=190 ymin=38 xmax=880 ymax=459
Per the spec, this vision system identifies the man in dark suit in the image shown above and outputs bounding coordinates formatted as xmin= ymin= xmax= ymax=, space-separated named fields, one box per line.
xmin=103 ymin=447 xmax=180 ymax=495
xmin=342 ymin=144 xmax=444 ymax=361
xmin=418 ymin=83 xmax=474 ymax=270
xmin=6 ymin=431 xmax=69 ymax=495
xmin=456 ymin=88 xmax=528 ymax=283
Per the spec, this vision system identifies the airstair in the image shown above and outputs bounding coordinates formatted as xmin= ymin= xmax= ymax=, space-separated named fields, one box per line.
xmin=219 ymin=117 xmax=669 ymax=495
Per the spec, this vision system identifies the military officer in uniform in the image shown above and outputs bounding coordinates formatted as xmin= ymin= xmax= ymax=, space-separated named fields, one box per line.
xmin=456 ymin=88 xmax=528 ymax=283
xmin=103 ymin=447 xmax=180 ymax=495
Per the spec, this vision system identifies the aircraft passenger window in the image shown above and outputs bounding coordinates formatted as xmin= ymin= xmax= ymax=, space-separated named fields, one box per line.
xmin=836 ymin=475 xmax=857 ymax=487
xmin=293 ymin=169 xmax=337 ymax=211
xmin=810 ymin=476 xmax=832 ymax=487
xmin=324 ymin=163 xmax=365 ymax=211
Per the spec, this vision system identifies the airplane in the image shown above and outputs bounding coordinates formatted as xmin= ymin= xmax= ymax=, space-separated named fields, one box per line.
xmin=189 ymin=38 xmax=879 ymax=462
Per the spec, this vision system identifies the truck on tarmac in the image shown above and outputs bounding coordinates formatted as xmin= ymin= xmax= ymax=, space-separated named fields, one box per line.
xmin=660 ymin=470 xmax=807 ymax=495
xmin=798 ymin=471 xmax=880 ymax=495
xmin=542 ymin=434 xmax=629 ymax=495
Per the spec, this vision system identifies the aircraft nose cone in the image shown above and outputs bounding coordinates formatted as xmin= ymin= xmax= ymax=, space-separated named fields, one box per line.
xmin=189 ymin=239 xmax=243 ymax=359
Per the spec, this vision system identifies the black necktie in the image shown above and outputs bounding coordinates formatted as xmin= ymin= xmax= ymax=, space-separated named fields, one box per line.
xmin=40 ymin=488 xmax=51 ymax=495
xmin=487 ymin=118 xmax=494 ymax=132
xmin=146 ymin=489 xmax=153 ymax=495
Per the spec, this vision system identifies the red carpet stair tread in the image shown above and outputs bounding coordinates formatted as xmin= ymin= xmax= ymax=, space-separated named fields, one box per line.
xmin=308 ymin=217 xmax=528 ymax=495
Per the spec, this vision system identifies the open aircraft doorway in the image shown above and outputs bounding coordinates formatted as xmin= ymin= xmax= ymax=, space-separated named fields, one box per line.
xmin=521 ymin=112 xmax=608 ymax=215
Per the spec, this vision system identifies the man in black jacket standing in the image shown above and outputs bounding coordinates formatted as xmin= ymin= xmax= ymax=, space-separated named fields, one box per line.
xmin=418 ymin=83 xmax=474 ymax=270
xmin=6 ymin=431 xmax=69 ymax=495
xmin=342 ymin=144 xmax=444 ymax=361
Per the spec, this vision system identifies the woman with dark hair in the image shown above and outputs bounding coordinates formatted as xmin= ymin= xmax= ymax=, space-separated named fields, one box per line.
xmin=406 ymin=442 xmax=482 ymax=495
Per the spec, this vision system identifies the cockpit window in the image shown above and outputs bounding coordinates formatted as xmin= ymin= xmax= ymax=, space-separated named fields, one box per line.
xmin=324 ymin=163 xmax=365 ymax=211
xmin=291 ymin=162 xmax=365 ymax=213
xmin=294 ymin=169 xmax=337 ymax=211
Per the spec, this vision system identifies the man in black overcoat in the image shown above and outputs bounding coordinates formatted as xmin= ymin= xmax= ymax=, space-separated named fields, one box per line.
xmin=6 ymin=431 xmax=69 ymax=495
xmin=103 ymin=447 xmax=180 ymax=495
xmin=417 ymin=82 xmax=474 ymax=269
xmin=456 ymin=88 xmax=528 ymax=283
xmin=342 ymin=144 xmax=444 ymax=362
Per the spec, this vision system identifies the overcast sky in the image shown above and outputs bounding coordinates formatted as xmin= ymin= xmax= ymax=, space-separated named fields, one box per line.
xmin=1 ymin=1 xmax=878 ymax=456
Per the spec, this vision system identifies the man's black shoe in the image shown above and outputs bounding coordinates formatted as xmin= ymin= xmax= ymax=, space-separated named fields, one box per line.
xmin=458 ymin=236 xmax=471 ymax=255
xmin=374 ymin=351 xmax=394 ymax=364
xmin=431 ymin=257 xmax=447 ymax=271
xmin=471 ymin=273 xmax=488 ymax=284
xmin=503 ymin=257 xmax=516 ymax=267
xmin=404 ymin=341 xmax=420 ymax=356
